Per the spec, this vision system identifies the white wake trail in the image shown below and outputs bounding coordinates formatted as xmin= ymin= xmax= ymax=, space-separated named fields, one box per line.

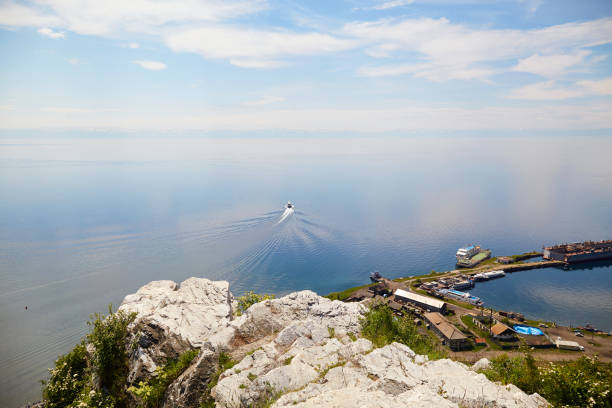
xmin=277 ymin=208 xmax=294 ymax=224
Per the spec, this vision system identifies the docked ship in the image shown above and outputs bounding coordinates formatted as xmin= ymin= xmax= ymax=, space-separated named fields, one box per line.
xmin=473 ymin=270 xmax=506 ymax=281
xmin=437 ymin=288 xmax=483 ymax=306
xmin=456 ymin=245 xmax=491 ymax=268
xmin=543 ymin=240 xmax=612 ymax=264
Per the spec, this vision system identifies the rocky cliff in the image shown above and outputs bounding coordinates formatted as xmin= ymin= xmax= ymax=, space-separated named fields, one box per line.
xmin=118 ymin=278 xmax=548 ymax=408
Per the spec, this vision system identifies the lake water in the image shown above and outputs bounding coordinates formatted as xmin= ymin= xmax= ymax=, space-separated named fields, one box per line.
xmin=1 ymin=134 xmax=611 ymax=406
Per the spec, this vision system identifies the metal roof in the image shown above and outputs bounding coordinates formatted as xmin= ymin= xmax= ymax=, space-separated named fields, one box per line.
xmin=395 ymin=289 xmax=445 ymax=309
xmin=424 ymin=312 xmax=467 ymax=341
xmin=491 ymin=323 xmax=514 ymax=336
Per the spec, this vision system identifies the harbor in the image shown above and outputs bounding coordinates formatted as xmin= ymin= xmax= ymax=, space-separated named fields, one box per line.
xmin=327 ymin=240 xmax=612 ymax=360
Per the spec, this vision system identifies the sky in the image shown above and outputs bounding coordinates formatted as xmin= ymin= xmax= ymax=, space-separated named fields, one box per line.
xmin=0 ymin=0 xmax=611 ymax=132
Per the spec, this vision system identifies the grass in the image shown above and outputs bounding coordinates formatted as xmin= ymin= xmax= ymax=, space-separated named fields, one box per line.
xmin=325 ymin=282 xmax=376 ymax=301
xmin=511 ymin=251 xmax=541 ymax=261
xmin=128 ymin=349 xmax=199 ymax=407
xmin=235 ymin=291 xmax=276 ymax=316
xmin=318 ymin=361 xmax=346 ymax=379
xmin=480 ymin=354 xmax=612 ymax=407
xmin=200 ymin=352 xmax=238 ymax=408
xmin=42 ymin=305 xmax=137 ymax=408
xmin=327 ymin=327 xmax=335 ymax=338
xmin=360 ymin=303 xmax=446 ymax=360
xmin=460 ymin=315 xmax=503 ymax=350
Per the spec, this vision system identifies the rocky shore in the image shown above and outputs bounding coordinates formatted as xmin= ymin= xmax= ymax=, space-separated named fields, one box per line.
xmin=109 ymin=277 xmax=547 ymax=407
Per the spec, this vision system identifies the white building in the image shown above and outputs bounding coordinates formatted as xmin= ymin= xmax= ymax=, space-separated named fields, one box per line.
xmin=394 ymin=289 xmax=447 ymax=314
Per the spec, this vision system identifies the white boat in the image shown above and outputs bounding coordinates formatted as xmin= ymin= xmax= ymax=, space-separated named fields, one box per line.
xmin=287 ymin=201 xmax=293 ymax=209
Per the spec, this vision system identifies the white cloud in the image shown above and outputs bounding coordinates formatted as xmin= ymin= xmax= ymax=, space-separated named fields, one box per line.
xmin=243 ymin=96 xmax=285 ymax=106
xmin=518 ymin=0 xmax=543 ymax=14
xmin=164 ymin=26 xmax=355 ymax=66
xmin=346 ymin=17 xmax=612 ymax=81
xmin=0 ymin=1 xmax=62 ymax=27
xmin=37 ymin=27 xmax=64 ymax=39
xmin=127 ymin=42 xmax=140 ymax=49
xmin=0 ymin=104 xmax=14 ymax=111
xmin=508 ymin=77 xmax=612 ymax=100
xmin=67 ymin=57 xmax=79 ymax=64
xmin=513 ymin=51 xmax=592 ymax=77
xmin=40 ymin=107 xmax=118 ymax=113
xmin=577 ymin=78 xmax=612 ymax=95
xmin=359 ymin=62 xmax=494 ymax=81
xmin=229 ymin=58 xmax=285 ymax=69
xmin=372 ymin=0 xmax=415 ymax=10
xmin=132 ymin=60 xmax=167 ymax=70
xmin=0 ymin=0 xmax=267 ymax=36
xmin=508 ymin=81 xmax=586 ymax=100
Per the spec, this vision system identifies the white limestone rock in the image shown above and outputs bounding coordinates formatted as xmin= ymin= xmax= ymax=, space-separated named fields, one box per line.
xmin=118 ymin=278 xmax=548 ymax=408
xmin=120 ymin=278 xmax=234 ymax=349
xmin=472 ymin=357 xmax=491 ymax=371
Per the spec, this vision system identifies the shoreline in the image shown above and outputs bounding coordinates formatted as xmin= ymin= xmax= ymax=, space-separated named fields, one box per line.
xmin=325 ymin=251 xmax=612 ymax=362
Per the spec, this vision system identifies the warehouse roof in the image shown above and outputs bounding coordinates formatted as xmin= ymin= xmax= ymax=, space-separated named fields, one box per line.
xmin=394 ymin=289 xmax=445 ymax=310
xmin=424 ymin=312 xmax=467 ymax=341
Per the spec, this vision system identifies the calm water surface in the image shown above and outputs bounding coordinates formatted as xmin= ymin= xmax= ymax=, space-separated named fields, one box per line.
xmin=1 ymin=135 xmax=611 ymax=406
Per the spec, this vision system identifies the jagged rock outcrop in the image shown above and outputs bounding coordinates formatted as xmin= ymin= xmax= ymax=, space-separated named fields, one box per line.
xmin=119 ymin=278 xmax=548 ymax=408
xmin=119 ymin=278 xmax=234 ymax=384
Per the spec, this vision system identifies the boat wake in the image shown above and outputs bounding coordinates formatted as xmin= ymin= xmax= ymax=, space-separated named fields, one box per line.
xmin=277 ymin=207 xmax=294 ymax=224
xmin=212 ymin=205 xmax=341 ymax=294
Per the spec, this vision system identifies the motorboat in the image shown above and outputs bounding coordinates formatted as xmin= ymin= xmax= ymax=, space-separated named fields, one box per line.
xmin=287 ymin=201 xmax=293 ymax=209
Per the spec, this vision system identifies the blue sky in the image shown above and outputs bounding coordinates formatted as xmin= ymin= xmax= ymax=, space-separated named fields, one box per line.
xmin=0 ymin=0 xmax=611 ymax=132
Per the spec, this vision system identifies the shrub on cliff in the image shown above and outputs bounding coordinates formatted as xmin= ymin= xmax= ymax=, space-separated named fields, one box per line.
xmin=360 ymin=303 xmax=445 ymax=359
xmin=42 ymin=342 xmax=89 ymax=407
xmin=41 ymin=305 xmax=136 ymax=408
xmin=128 ymin=349 xmax=199 ymax=407
xmin=480 ymin=354 xmax=612 ymax=408
xmin=235 ymin=291 xmax=275 ymax=316
xmin=479 ymin=353 xmax=540 ymax=394
xmin=87 ymin=305 xmax=136 ymax=403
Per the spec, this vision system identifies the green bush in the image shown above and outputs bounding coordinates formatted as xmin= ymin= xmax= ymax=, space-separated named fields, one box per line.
xmin=128 ymin=349 xmax=199 ymax=407
xmin=360 ymin=304 xmax=445 ymax=360
xmin=42 ymin=342 xmax=89 ymax=408
xmin=200 ymin=352 xmax=238 ymax=408
xmin=479 ymin=353 xmax=539 ymax=394
xmin=325 ymin=283 xmax=374 ymax=301
xmin=539 ymin=356 xmax=611 ymax=408
xmin=87 ymin=305 xmax=136 ymax=401
xmin=235 ymin=291 xmax=275 ymax=316
xmin=41 ymin=305 xmax=135 ymax=408
xmin=480 ymin=354 xmax=612 ymax=408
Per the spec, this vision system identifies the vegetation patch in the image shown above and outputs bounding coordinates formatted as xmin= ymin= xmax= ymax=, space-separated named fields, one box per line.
xmin=200 ymin=352 xmax=238 ymax=408
xmin=41 ymin=305 xmax=136 ymax=408
xmin=480 ymin=353 xmax=612 ymax=408
xmin=128 ymin=349 xmax=199 ymax=407
xmin=319 ymin=361 xmax=346 ymax=379
xmin=325 ymin=283 xmax=376 ymax=301
xmin=236 ymin=291 xmax=276 ymax=316
xmin=327 ymin=327 xmax=335 ymax=338
xmin=360 ymin=303 xmax=446 ymax=360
